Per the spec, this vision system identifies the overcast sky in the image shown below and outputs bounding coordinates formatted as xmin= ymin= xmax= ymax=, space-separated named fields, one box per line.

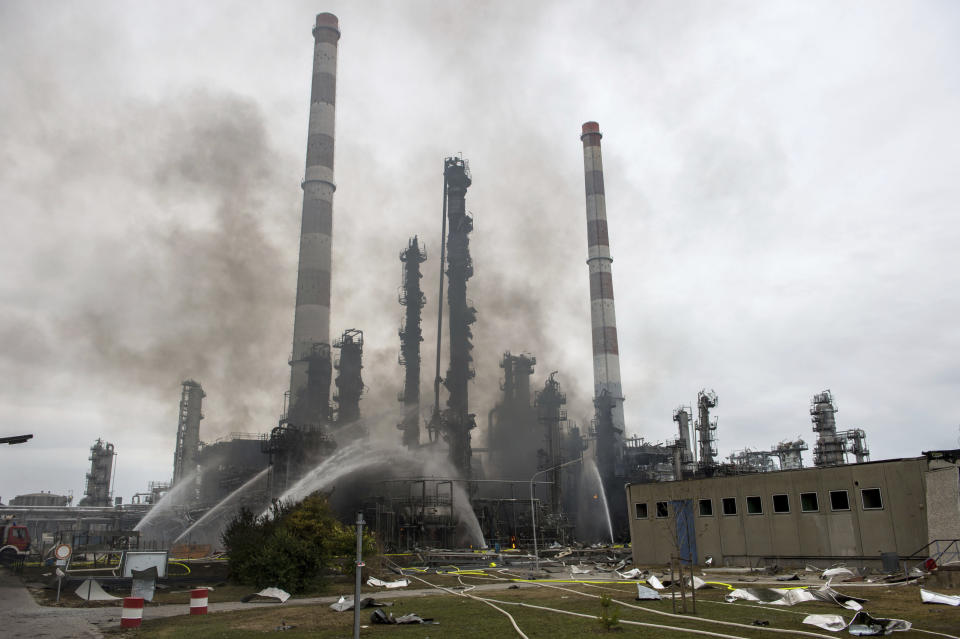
xmin=1 ymin=1 xmax=958 ymax=504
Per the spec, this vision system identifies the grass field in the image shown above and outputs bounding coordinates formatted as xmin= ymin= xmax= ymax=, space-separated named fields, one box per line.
xmin=104 ymin=575 xmax=960 ymax=638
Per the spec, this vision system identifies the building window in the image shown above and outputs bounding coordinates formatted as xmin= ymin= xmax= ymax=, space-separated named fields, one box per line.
xmin=722 ymin=497 xmax=737 ymax=515
xmin=746 ymin=496 xmax=763 ymax=514
xmin=772 ymin=494 xmax=790 ymax=513
xmin=800 ymin=492 xmax=819 ymax=512
xmin=635 ymin=503 xmax=648 ymax=519
xmin=830 ymin=490 xmax=850 ymax=511
xmin=656 ymin=501 xmax=669 ymax=518
xmin=699 ymin=499 xmax=713 ymax=517
xmin=861 ymin=488 xmax=883 ymax=510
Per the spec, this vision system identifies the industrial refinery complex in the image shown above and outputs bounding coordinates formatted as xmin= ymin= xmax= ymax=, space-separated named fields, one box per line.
xmin=2 ymin=12 xmax=957 ymax=573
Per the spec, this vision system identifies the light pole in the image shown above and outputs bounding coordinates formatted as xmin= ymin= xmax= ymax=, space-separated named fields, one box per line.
xmin=529 ymin=456 xmax=584 ymax=572
xmin=353 ymin=511 xmax=365 ymax=639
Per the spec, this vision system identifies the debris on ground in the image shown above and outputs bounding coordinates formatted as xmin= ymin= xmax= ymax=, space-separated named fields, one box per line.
xmin=775 ymin=573 xmax=800 ymax=581
xmin=74 ymin=579 xmax=119 ymax=602
xmin=635 ymin=585 xmax=661 ymax=600
xmin=847 ymin=611 xmax=911 ymax=635
xmin=330 ymin=596 xmax=394 ymax=612
xmin=725 ymin=585 xmax=866 ymax=610
xmin=647 ymin=575 xmax=664 ymax=590
xmin=370 ymin=609 xmax=438 ymax=625
xmin=366 ymin=577 xmax=410 ymax=589
xmin=920 ymin=588 xmax=960 ymax=606
xmin=753 ymin=620 xmax=770 ymax=626
xmin=242 ymin=589 xmax=289 ymax=603
xmin=802 ymin=614 xmax=848 ymax=631
xmin=686 ymin=576 xmax=707 ymax=589
xmin=617 ymin=568 xmax=642 ymax=579
xmin=823 ymin=567 xmax=855 ymax=581
xmin=131 ymin=567 xmax=158 ymax=602
xmin=274 ymin=620 xmax=295 ymax=631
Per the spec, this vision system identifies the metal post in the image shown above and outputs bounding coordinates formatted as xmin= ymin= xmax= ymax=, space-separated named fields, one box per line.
xmin=529 ymin=479 xmax=539 ymax=572
xmin=529 ymin=457 xmax=584 ymax=573
xmin=353 ymin=511 xmax=365 ymax=639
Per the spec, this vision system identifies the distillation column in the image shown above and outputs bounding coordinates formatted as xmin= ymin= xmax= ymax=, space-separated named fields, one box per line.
xmin=696 ymin=389 xmax=718 ymax=468
xmin=172 ymin=380 xmax=204 ymax=485
xmin=580 ymin=122 xmax=626 ymax=479
xmin=79 ymin=438 xmax=115 ymax=507
xmin=536 ymin=373 xmax=567 ymax=514
xmin=289 ymin=13 xmax=340 ymax=418
xmin=398 ymin=237 xmax=427 ymax=448
xmin=442 ymin=156 xmax=476 ymax=477
xmin=811 ymin=390 xmax=845 ymax=466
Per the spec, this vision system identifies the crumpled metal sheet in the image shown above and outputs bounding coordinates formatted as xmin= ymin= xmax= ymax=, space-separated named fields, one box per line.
xmin=822 ymin=567 xmax=855 ymax=580
xmin=130 ymin=566 xmax=158 ymax=602
xmin=920 ymin=588 xmax=960 ymax=606
xmin=635 ymin=585 xmax=661 ymax=600
xmin=256 ymin=587 xmax=291 ymax=602
xmin=617 ymin=568 xmax=642 ymax=579
xmin=370 ymin=609 xmax=437 ymax=625
xmin=647 ymin=575 xmax=665 ymax=590
xmin=367 ymin=577 xmax=410 ymax=589
xmin=802 ymin=614 xmax=847 ymax=632
xmin=847 ymin=611 xmax=911 ymax=635
xmin=725 ymin=586 xmax=866 ymax=611
xmin=74 ymin=579 xmax=119 ymax=601
xmin=330 ymin=595 xmax=393 ymax=612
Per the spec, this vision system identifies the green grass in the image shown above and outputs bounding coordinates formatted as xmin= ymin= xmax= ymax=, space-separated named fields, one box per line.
xmin=104 ymin=579 xmax=960 ymax=638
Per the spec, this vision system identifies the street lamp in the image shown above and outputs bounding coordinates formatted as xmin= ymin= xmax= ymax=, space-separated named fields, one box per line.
xmin=529 ymin=456 xmax=584 ymax=572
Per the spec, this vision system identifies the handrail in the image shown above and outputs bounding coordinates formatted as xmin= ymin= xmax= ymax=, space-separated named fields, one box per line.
xmin=902 ymin=538 xmax=960 ymax=573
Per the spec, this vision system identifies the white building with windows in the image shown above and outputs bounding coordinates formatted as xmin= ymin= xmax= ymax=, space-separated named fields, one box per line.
xmin=625 ymin=450 xmax=960 ymax=568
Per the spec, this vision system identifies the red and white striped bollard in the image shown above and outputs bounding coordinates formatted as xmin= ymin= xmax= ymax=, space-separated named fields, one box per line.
xmin=121 ymin=596 xmax=144 ymax=628
xmin=190 ymin=587 xmax=209 ymax=615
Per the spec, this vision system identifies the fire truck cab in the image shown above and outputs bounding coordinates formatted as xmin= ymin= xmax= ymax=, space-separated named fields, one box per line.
xmin=0 ymin=517 xmax=31 ymax=562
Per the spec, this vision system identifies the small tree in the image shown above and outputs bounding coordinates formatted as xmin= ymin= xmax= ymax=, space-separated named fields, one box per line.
xmin=598 ymin=593 xmax=620 ymax=631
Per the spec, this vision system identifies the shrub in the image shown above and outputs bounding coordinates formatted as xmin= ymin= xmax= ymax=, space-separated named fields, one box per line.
xmin=221 ymin=495 xmax=374 ymax=593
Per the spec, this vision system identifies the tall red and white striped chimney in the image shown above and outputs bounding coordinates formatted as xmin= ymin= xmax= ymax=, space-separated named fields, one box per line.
xmin=289 ymin=13 xmax=339 ymax=408
xmin=581 ymin=121 xmax=626 ymax=476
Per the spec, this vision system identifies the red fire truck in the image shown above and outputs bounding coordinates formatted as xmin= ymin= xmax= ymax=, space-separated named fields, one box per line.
xmin=0 ymin=517 xmax=31 ymax=563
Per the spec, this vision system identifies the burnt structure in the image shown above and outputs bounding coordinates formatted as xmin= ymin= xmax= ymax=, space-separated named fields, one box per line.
xmin=487 ymin=352 xmax=538 ymax=478
xmin=440 ymin=156 xmax=476 ymax=478
xmin=333 ymin=329 xmax=364 ymax=426
xmin=397 ymin=237 xmax=427 ymax=448
xmin=79 ymin=438 xmax=115 ymax=507
xmin=535 ymin=373 xmax=566 ymax=514
xmin=172 ymin=380 xmax=204 ymax=486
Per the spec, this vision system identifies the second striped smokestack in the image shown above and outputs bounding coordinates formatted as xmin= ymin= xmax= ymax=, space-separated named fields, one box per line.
xmin=289 ymin=13 xmax=339 ymax=415
xmin=581 ymin=121 xmax=626 ymax=478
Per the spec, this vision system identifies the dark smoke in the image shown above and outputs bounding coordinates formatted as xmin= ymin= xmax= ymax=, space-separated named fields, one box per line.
xmin=0 ymin=89 xmax=298 ymax=435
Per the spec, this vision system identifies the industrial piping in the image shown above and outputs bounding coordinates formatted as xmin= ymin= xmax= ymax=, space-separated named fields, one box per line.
xmin=580 ymin=122 xmax=626 ymax=479
xmin=289 ymin=13 xmax=340 ymax=415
